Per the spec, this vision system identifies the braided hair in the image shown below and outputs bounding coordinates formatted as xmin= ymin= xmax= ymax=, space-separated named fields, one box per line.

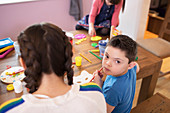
xmin=18 ymin=23 xmax=73 ymax=93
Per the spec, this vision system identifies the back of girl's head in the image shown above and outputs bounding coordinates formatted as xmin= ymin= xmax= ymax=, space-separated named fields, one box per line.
xmin=107 ymin=35 xmax=137 ymax=63
xmin=18 ymin=23 xmax=73 ymax=93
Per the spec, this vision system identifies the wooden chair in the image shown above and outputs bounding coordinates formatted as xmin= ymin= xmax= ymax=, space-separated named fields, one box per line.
xmin=137 ymin=4 xmax=170 ymax=77
xmin=159 ymin=3 xmax=170 ymax=42
xmin=131 ymin=93 xmax=170 ymax=113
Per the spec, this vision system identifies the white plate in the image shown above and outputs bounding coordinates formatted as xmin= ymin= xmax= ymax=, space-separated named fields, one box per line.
xmin=0 ymin=66 xmax=25 ymax=84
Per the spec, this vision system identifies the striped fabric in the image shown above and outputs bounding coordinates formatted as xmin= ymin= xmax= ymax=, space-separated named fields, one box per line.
xmin=0 ymin=83 xmax=102 ymax=113
xmin=80 ymin=82 xmax=102 ymax=93
xmin=0 ymin=97 xmax=24 ymax=113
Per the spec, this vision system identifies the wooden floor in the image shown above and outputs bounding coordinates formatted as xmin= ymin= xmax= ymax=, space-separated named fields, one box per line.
xmin=133 ymin=31 xmax=170 ymax=107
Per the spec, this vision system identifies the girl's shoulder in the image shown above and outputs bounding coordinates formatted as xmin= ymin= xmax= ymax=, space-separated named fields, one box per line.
xmin=79 ymin=82 xmax=102 ymax=93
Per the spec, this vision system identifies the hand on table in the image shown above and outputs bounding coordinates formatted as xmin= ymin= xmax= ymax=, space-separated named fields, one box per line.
xmin=88 ymin=26 xmax=96 ymax=37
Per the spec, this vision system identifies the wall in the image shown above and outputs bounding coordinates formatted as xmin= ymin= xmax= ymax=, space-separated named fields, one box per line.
xmin=0 ymin=0 xmax=92 ymax=41
xmin=0 ymin=0 xmax=151 ymax=41
xmin=117 ymin=0 xmax=151 ymax=40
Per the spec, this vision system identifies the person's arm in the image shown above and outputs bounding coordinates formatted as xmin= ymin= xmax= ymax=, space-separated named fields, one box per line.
xmin=89 ymin=23 xmax=96 ymax=36
xmin=93 ymin=70 xmax=103 ymax=88
xmin=89 ymin=0 xmax=101 ymax=36
xmin=107 ymin=103 xmax=115 ymax=113
xmin=111 ymin=0 xmax=123 ymax=27
xmin=89 ymin=0 xmax=99 ymax=26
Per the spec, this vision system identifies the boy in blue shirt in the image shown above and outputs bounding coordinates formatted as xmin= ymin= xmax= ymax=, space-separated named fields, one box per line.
xmin=93 ymin=35 xmax=140 ymax=113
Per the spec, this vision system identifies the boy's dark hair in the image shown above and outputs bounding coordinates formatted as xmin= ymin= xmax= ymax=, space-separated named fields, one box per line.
xmin=18 ymin=23 xmax=73 ymax=93
xmin=107 ymin=35 xmax=137 ymax=63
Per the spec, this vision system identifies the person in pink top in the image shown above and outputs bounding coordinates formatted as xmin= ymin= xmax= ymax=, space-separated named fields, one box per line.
xmin=75 ymin=0 xmax=125 ymax=36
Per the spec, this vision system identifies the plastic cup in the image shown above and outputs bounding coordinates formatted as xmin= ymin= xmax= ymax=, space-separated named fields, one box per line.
xmin=13 ymin=80 xmax=23 ymax=93
xmin=75 ymin=56 xmax=82 ymax=66
xmin=13 ymin=41 xmax=21 ymax=57
xmin=98 ymin=40 xmax=107 ymax=58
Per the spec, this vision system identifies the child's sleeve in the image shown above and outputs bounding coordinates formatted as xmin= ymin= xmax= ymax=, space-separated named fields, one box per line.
xmin=89 ymin=0 xmax=99 ymax=24
xmin=111 ymin=0 xmax=123 ymax=27
xmin=103 ymin=85 xmax=120 ymax=107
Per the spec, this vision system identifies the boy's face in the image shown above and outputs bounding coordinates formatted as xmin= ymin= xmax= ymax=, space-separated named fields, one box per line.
xmin=102 ymin=46 xmax=130 ymax=77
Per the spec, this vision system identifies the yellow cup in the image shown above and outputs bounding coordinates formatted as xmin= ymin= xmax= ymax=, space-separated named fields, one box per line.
xmin=75 ymin=56 xmax=82 ymax=66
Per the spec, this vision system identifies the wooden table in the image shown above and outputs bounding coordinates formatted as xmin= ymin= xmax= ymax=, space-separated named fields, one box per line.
xmin=0 ymin=30 xmax=162 ymax=105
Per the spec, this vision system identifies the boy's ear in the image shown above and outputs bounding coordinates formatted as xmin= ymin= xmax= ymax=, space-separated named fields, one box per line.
xmin=19 ymin=57 xmax=26 ymax=69
xmin=128 ymin=61 xmax=136 ymax=70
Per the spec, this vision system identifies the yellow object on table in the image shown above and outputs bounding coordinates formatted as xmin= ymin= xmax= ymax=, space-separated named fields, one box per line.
xmin=75 ymin=56 xmax=82 ymax=66
xmin=110 ymin=26 xmax=121 ymax=39
xmin=90 ymin=50 xmax=99 ymax=52
xmin=7 ymin=84 xmax=14 ymax=91
xmin=91 ymin=36 xmax=102 ymax=41
xmin=75 ymin=38 xmax=87 ymax=45
xmin=79 ymin=53 xmax=92 ymax=63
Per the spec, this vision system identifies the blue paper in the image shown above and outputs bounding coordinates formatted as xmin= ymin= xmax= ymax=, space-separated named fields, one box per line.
xmin=0 ymin=37 xmax=14 ymax=48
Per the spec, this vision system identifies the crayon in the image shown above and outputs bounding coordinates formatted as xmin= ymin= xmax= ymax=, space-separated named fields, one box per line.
xmin=98 ymin=67 xmax=103 ymax=72
xmin=90 ymin=67 xmax=103 ymax=82
xmin=79 ymin=53 xmax=92 ymax=63
xmin=98 ymin=67 xmax=103 ymax=78
xmin=90 ymin=50 xmax=99 ymax=52
xmin=89 ymin=51 xmax=102 ymax=60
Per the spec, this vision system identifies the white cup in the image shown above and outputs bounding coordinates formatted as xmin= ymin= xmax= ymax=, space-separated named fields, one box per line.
xmin=13 ymin=80 xmax=23 ymax=93
xmin=13 ymin=41 xmax=21 ymax=56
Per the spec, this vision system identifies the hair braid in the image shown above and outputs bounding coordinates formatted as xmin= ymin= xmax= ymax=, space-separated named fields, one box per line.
xmin=18 ymin=30 xmax=43 ymax=93
xmin=64 ymin=38 xmax=74 ymax=85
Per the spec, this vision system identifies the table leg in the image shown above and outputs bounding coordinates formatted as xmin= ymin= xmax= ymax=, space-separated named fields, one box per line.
xmin=137 ymin=61 xmax=162 ymax=104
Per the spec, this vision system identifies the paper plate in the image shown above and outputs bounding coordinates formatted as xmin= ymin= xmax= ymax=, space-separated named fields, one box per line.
xmin=0 ymin=66 xmax=25 ymax=84
xmin=73 ymin=70 xmax=94 ymax=85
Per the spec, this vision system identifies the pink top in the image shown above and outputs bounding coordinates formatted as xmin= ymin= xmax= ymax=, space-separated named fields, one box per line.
xmin=89 ymin=0 xmax=123 ymax=27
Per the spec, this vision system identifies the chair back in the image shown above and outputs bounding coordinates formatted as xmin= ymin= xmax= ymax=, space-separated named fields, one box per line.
xmin=159 ymin=4 xmax=170 ymax=42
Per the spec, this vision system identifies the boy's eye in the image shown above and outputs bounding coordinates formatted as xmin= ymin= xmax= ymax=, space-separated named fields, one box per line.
xmin=116 ymin=60 xmax=120 ymax=64
xmin=105 ymin=55 xmax=109 ymax=58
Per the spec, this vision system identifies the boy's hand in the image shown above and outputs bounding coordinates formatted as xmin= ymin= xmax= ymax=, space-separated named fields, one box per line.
xmin=93 ymin=70 xmax=103 ymax=88
xmin=135 ymin=62 xmax=140 ymax=73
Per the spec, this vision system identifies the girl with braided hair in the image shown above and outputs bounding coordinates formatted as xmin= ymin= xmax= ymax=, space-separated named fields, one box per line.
xmin=0 ymin=23 xmax=106 ymax=113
